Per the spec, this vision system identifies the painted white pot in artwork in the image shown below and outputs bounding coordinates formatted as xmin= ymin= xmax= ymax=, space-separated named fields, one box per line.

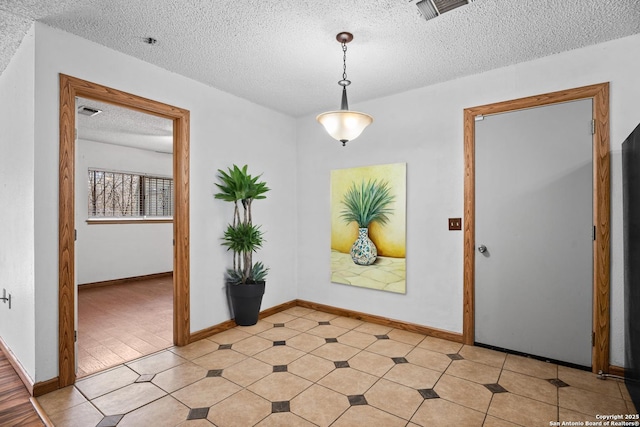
xmin=350 ymin=227 xmax=377 ymax=265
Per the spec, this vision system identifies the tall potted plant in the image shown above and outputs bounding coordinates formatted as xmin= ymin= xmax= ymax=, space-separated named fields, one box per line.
xmin=341 ymin=179 xmax=395 ymax=265
xmin=215 ymin=164 xmax=270 ymax=326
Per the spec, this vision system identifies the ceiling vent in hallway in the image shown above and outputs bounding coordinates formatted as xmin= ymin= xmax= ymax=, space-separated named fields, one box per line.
xmin=413 ymin=0 xmax=473 ymax=21
xmin=77 ymin=105 xmax=103 ymax=117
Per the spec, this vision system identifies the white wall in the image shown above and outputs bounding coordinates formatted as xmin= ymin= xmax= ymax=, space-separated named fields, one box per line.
xmin=296 ymin=33 xmax=640 ymax=367
xmin=75 ymin=140 xmax=173 ymax=284
xmin=0 ymin=24 xmax=36 ymax=380
xmin=32 ymin=23 xmax=298 ymax=382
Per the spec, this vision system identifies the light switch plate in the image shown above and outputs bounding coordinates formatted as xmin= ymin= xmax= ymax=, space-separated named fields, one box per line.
xmin=449 ymin=218 xmax=462 ymax=230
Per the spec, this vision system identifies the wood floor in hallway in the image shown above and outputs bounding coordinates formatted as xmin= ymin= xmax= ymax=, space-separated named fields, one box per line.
xmin=77 ymin=275 xmax=173 ymax=378
xmin=0 ymin=349 xmax=44 ymax=426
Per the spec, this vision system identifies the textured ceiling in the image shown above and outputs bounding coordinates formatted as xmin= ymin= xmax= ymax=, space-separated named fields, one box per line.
xmin=1 ymin=0 xmax=640 ymax=118
xmin=77 ymin=97 xmax=173 ymax=153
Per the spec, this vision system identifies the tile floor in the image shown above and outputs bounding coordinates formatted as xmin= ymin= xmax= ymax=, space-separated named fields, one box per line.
xmin=37 ymin=307 xmax=636 ymax=426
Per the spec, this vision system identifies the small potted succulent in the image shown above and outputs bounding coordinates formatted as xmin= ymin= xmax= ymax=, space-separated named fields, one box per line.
xmin=214 ymin=164 xmax=269 ymax=326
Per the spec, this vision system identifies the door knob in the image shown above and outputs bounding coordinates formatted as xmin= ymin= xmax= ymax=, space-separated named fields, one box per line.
xmin=478 ymin=245 xmax=487 ymax=253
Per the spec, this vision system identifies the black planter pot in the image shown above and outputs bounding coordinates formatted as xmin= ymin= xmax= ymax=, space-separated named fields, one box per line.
xmin=228 ymin=281 xmax=265 ymax=326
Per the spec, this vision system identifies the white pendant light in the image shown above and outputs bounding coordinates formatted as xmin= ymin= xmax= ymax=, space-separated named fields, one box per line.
xmin=316 ymin=32 xmax=373 ymax=146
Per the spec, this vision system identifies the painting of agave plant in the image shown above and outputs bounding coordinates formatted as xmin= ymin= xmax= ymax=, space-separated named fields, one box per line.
xmin=331 ymin=163 xmax=406 ymax=294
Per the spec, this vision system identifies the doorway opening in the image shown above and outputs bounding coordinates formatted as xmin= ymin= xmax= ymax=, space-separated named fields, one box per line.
xmin=462 ymin=83 xmax=610 ymax=374
xmin=59 ymin=74 xmax=191 ymax=387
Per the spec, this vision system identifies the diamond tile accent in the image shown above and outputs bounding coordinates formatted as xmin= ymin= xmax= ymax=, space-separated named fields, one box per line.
xmin=319 ymin=321 xmax=331 ymax=325
xmin=484 ymin=383 xmax=508 ymax=393
xmin=274 ymin=340 xmax=286 ymax=346
xmin=375 ymin=335 xmax=390 ymax=340
xmin=273 ymin=365 xmax=288 ymax=372
xmin=96 ymin=415 xmax=124 ymax=427
xmin=392 ymin=357 xmax=408 ymax=364
xmin=187 ymin=407 xmax=209 ymax=420
xmin=325 ymin=338 xmax=338 ymax=343
xmin=274 ymin=323 xmax=285 ymax=328
xmin=348 ymin=395 xmax=368 ymax=406
xmin=218 ymin=344 xmax=233 ymax=350
xmin=447 ymin=353 xmax=464 ymax=360
xmin=335 ymin=361 xmax=350 ymax=368
xmin=207 ymin=369 xmax=223 ymax=377
xmin=272 ymin=401 xmax=290 ymax=413
xmin=418 ymin=389 xmax=440 ymax=399
xmin=548 ymin=378 xmax=570 ymax=388
xmin=135 ymin=374 xmax=154 ymax=383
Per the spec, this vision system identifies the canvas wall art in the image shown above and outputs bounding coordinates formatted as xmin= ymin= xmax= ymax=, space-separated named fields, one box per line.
xmin=330 ymin=163 xmax=406 ymax=293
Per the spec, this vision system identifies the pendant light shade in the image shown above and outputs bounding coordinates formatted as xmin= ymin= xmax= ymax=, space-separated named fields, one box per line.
xmin=316 ymin=110 xmax=373 ymax=145
xmin=317 ymin=32 xmax=373 ymax=146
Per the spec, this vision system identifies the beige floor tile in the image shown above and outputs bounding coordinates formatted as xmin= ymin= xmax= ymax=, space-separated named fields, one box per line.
xmin=290 ymin=384 xmax=350 ymax=426
xmin=222 ymin=357 xmax=273 ymax=387
xmin=92 ymin=382 xmax=166 ymax=415
xmin=312 ymin=342 xmax=360 ymax=362
xmin=558 ymin=365 xmax=622 ymax=398
xmin=330 ymin=316 xmax=364 ymax=330
xmin=47 ymin=401 xmax=103 ymax=427
xmin=405 ymin=347 xmax=452 ymax=372
xmin=151 ymin=362 xmax=208 ymax=393
xmin=459 ymin=345 xmax=507 ymax=368
xmin=288 ymin=354 xmax=336 ymax=382
xmin=559 ymin=386 xmax=628 ymax=415
xmin=318 ymin=367 xmax=378 ymax=395
xmin=303 ymin=311 xmax=339 ymax=322
xmin=248 ymin=372 xmax=312 ymax=401
xmin=338 ymin=330 xmax=378 ymax=349
xmin=498 ymin=369 xmax=558 ymax=405
xmin=208 ymin=389 xmax=271 ymax=427
xmin=383 ymin=363 xmax=441 ymax=390
xmin=176 ymin=419 xmax=214 ymax=426
xmin=627 ymin=399 xmax=638 ymax=413
xmin=118 ymin=395 xmax=189 ymax=426
xmin=262 ymin=312 xmax=298 ymax=324
xmin=412 ymin=398 xmax=485 ymax=427
xmin=620 ymin=381 xmax=634 ymax=401
xmin=208 ymin=328 xmax=253 ymax=344
xmin=353 ymin=322 xmax=393 ymax=336
xmin=488 ymin=392 xmax=558 ymax=426
xmin=365 ymin=338 xmax=415 ymax=357
xmin=331 ymin=405 xmax=406 ymax=427
xmin=483 ymin=415 xmax=521 ymax=427
xmin=503 ymin=354 xmax=557 ymax=379
xmin=253 ymin=345 xmax=306 ymax=365
xmin=169 ymin=339 xmax=219 ymax=360
xmin=231 ymin=335 xmax=273 ymax=356
xmin=559 ymin=407 xmax=600 ymax=423
xmin=281 ymin=306 xmax=315 ymax=317
xmin=37 ymin=385 xmax=87 ymax=415
xmin=387 ymin=329 xmax=426 ymax=346
xmin=348 ymin=350 xmax=396 ymax=377
xmin=172 ymin=377 xmax=242 ymax=408
xmin=285 ymin=317 xmax=319 ymax=332
xmin=418 ymin=336 xmax=463 ymax=354
xmin=236 ymin=320 xmax=272 ymax=335
xmin=446 ymin=359 xmax=501 ymax=384
xmin=365 ymin=378 xmax=424 ymax=420
xmin=255 ymin=412 xmax=316 ymax=426
xmin=433 ymin=373 xmax=493 ymax=412
xmin=126 ymin=350 xmax=187 ymax=375
xmin=192 ymin=349 xmax=247 ymax=370
xmin=75 ymin=365 xmax=139 ymax=400
xmin=286 ymin=333 xmax=326 ymax=353
xmin=306 ymin=324 xmax=349 ymax=339
xmin=258 ymin=326 xmax=302 ymax=342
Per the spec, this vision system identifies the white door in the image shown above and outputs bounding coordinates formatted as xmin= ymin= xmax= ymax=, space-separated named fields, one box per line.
xmin=474 ymin=99 xmax=593 ymax=367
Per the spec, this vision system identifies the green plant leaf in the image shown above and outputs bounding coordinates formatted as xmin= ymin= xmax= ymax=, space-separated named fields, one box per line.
xmin=340 ymin=179 xmax=395 ymax=228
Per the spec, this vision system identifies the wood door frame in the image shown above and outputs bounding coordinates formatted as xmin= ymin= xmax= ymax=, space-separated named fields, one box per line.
xmin=462 ymin=83 xmax=610 ymax=373
xmin=59 ymin=74 xmax=190 ymax=387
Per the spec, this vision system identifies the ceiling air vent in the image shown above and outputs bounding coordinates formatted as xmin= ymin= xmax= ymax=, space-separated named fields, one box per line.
xmin=414 ymin=0 xmax=472 ymax=21
xmin=77 ymin=105 xmax=103 ymax=117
